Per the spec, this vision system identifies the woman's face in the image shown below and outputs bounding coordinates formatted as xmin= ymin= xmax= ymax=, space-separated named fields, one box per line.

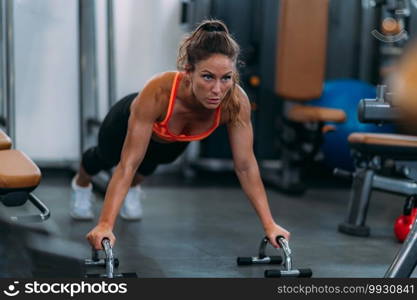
xmin=188 ymin=54 xmax=235 ymax=110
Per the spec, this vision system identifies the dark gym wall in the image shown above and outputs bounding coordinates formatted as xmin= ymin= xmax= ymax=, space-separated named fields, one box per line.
xmin=409 ymin=1 xmax=417 ymax=37
xmin=253 ymin=0 xmax=281 ymax=159
xmin=185 ymin=0 xmax=417 ymax=161
xmin=326 ymin=0 xmax=417 ymax=84
xmin=209 ymin=0 xmax=281 ymax=160
xmin=185 ymin=0 xmax=282 ymax=160
xmin=325 ymin=0 xmax=362 ymax=80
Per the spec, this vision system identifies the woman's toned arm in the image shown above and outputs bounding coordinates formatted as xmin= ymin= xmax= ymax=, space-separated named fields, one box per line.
xmin=227 ymin=89 xmax=290 ymax=248
xmin=86 ymin=75 xmax=167 ymax=249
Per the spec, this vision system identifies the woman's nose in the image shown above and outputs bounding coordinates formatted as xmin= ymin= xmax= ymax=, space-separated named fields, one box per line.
xmin=211 ymin=80 xmax=221 ymax=94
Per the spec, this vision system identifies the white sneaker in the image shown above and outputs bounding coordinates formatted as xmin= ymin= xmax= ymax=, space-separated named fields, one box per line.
xmin=120 ymin=185 xmax=143 ymax=221
xmin=70 ymin=176 xmax=94 ymax=220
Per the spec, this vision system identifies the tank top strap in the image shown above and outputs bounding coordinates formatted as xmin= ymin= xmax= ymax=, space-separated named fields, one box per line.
xmin=159 ymin=72 xmax=183 ymax=125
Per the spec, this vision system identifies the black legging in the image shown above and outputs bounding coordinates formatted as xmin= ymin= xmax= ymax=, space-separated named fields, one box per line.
xmin=81 ymin=93 xmax=189 ymax=176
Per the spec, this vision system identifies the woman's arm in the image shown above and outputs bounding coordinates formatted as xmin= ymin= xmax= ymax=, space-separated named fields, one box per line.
xmin=86 ymin=76 xmax=165 ymax=249
xmin=227 ymin=89 xmax=290 ymax=248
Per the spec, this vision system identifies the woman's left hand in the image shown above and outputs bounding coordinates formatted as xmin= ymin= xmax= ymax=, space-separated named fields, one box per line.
xmin=265 ymin=223 xmax=291 ymax=248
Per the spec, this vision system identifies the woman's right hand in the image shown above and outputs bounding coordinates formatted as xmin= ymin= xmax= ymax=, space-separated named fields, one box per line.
xmin=264 ymin=222 xmax=291 ymax=249
xmin=86 ymin=223 xmax=116 ymax=250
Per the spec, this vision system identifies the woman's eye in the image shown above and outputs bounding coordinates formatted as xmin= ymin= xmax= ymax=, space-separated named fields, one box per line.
xmin=222 ymin=76 xmax=232 ymax=81
xmin=202 ymin=74 xmax=213 ymax=80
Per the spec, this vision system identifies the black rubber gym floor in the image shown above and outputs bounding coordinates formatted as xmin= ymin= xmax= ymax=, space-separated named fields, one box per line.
xmin=1 ymin=167 xmax=416 ymax=278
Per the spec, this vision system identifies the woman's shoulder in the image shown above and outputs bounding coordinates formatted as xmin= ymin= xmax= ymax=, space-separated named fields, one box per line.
xmin=135 ymin=71 xmax=178 ymax=102
xmin=234 ymin=84 xmax=251 ymax=112
xmin=235 ymin=84 xmax=249 ymax=101
xmin=131 ymin=71 xmax=178 ymax=119
xmin=143 ymin=71 xmax=178 ymax=91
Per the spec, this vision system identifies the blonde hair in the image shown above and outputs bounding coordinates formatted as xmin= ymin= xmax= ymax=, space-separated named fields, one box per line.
xmin=177 ymin=19 xmax=243 ymax=125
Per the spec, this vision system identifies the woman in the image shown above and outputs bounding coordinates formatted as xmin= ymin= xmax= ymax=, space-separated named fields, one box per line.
xmin=73 ymin=19 xmax=290 ymax=250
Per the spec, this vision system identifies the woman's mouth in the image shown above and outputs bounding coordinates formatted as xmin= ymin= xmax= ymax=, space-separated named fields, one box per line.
xmin=207 ymin=98 xmax=221 ymax=105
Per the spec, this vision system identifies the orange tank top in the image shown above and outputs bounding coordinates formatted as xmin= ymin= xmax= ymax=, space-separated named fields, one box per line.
xmin=152 ymin=72 xmax=222 ymax=142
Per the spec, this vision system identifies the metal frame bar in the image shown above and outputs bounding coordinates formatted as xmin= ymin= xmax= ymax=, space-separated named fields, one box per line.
xmin=339 ymin=168 xmax=417 ymax=236
xmin=0 ymin=0 xmax=15 ymax=140
xmin=0 ymin=0 xmax=5 ymax=127
xmin=385 ymin=218 xmax=417 ymax=277
xmin=373 ymin=174 xmax=417 ymax=195
xmin=78 ymin=0 xmax=99 ymax=155
xmin=107 ymin=0 xmax=116 ymax=106
xmin=10 ymin=193 xmax=50 ymax=223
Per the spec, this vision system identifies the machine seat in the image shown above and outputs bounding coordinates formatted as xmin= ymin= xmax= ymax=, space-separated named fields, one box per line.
xmin=287 ymin=104 xmax=346 ymax=123
xmin=348 ymin=133 xmax=417 ymax=160
xmin=0 ymin=130 xmax=12 ymax=150
xmin=0 ymin=150 xmax=41 ymax=194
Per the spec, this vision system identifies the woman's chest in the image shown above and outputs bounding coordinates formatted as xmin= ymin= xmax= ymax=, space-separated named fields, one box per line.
xmin=167 ymin=109 xmax=215 ymax=136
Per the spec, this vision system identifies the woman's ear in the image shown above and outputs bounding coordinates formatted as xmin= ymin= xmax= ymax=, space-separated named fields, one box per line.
xmin=184 ymin=64 xmax=193 ymax=73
